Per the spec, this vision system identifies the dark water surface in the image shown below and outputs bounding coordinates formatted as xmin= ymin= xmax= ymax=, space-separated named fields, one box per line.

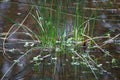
xmin=0 ymin=0 xmax=120 ymax=80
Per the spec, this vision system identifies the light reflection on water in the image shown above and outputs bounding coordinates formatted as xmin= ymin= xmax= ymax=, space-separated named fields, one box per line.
xmin=2 ymin=61 xmax=12 ymax=80
xmin=0 ymin=0 xmax=11 ymax=10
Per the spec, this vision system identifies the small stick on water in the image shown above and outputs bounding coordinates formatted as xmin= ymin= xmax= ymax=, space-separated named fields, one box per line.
xmin=101 ymin=33 xmax=120 ymax=47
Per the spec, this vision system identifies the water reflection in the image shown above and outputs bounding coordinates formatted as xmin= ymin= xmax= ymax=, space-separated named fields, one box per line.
xmin=0 ymin=0 xmax=30 ymax=80
xmin=2 ymin=61 xmax=12 ymax=80
xmin=0 ymin=17 xmax=4 ymax=33
xmin=18 ymin=0 xmax=28 ymax=10
xmin=0 ymin=0 xmax=11 ymax=10
xmin=0 ymin=0 xmax=11 ymax=33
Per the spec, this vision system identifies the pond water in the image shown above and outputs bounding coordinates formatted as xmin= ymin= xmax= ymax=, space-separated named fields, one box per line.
xmin=0 ymin=0 xmax=120 ymax=80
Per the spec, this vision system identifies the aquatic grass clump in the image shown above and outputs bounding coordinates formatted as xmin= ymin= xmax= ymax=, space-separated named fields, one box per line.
xmin=28 ymin=1 xmax=104 ymax=80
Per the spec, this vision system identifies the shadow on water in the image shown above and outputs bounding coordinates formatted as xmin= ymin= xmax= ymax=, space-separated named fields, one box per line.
xmin=0 ymin=0 xmax=120 ymax=80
